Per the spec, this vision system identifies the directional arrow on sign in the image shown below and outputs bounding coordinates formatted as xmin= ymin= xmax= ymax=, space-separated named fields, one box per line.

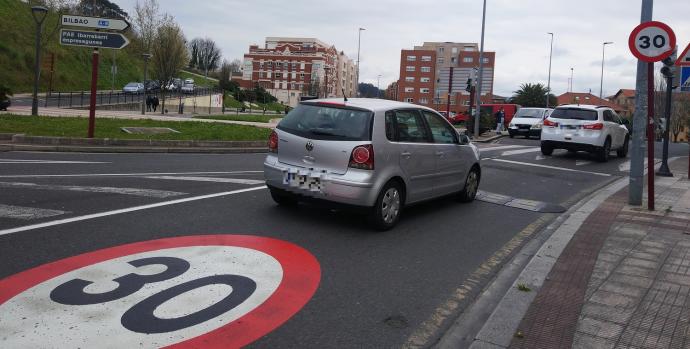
xmin=61 ymin=15 xmax=130 ymax=31
xmin=60 ymin=29 xmax=130 ymax=49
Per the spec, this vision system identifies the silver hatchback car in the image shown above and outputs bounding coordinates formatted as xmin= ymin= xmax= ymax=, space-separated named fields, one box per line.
xmin=264 ymin=98 xmax=481 ymax=230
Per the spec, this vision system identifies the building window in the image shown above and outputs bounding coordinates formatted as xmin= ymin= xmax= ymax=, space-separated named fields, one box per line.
xmin=463 ymin=57 xmax=473 ymax=63
xmin=421 ymin=77 xmax=430 ymax=83
xmin=419 ymin=98 xmax=428 ymax=104
xmin=259 ymin=62 xmax=264 ymax=69
xmin=420 ymin=88 xmax=430 ymax=93
xmin=482 ymin=58 xmax=490 ymax=63
xmin=438 ymin=58 xmax=444 ymax=64
xmin=404 ymin=87 xmax=414 ymax=92
xmin=452 ymin=47 xmax=458 ymax=54
xmin=276 ymin=62 xmax=283 ymax=68
xmin=300 ymin=73 xmax=305 ymax=80
xmin=464 ymin=100 xmax=470 ymax=106
xmin=267 ymin=62 xmax=273 ymax=68
xmin=438 ymin=47 xmax=444 ymax=53
xmin=451 ymin=57 xmax=456 ymax=63
xmin=406 ymin=55 xmax=417 ymax=61
xmin=450 ymin=99 xmax=456 ymax=105
xmin=405 ymin=77 xmax=415 ymax=82
xmin=421 ymin=56 xmax=432 ymax=62
xmin=291 ymin=62 xmax=297 ymax=70
xmin=464 ymin=46 xmax=474 ymax=51
xmin=406 ymin=66 xmax=415 ymax=72
xmin=406 ymin=98 xmax=414 ymax=103
xmin=421 ymin=67 xmax=431 ymax=73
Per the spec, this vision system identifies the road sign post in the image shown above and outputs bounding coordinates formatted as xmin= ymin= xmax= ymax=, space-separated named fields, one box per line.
xmin=60 ymin=16 xmax=130 ymax=138
xmin=628 ymin=20 xmax=676 ymax=211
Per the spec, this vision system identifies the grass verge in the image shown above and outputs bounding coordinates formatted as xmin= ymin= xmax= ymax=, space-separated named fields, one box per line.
xmin=194 ymin=114 xmax=281 ymax=123
xmin=0 ymin=115 xmax=271 ymax=141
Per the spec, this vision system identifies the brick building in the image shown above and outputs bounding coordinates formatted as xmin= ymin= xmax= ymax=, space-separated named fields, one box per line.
xmin=396 ymin=42 xmax=496 ymax=113
xmin=237 ymin=37 xmax=357 ymax=106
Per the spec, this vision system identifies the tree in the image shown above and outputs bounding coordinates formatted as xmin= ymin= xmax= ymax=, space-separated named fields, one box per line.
xmin=74 ymin=0 xmax=128 ymax=18
xmin=510 ymin=83 xmax=557 ymax=107
xmin=358 ymin=83 xmax=383 ymax=98
xmin=671 ymin=96 xmax=690 ymax=142
xmin=228 ymin=59 xmax=242 ymax=73
xmin=188 ymin=38 xmax=201 ymax=69
xmin=151 ymin=21 xmax=189 ymax=113
xmin=191 ymin=37 xmax=221 ymax=82
xmin=132 ymin=0 xmax=163 ymax=54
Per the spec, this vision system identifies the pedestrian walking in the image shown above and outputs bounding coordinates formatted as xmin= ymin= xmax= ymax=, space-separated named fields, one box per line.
xmin=495 ymin=107 xmax=505 ymax=135
xmin=146 ymin=95 xmax=152 ymax=112
xmin=152 ymin=96 xmax=159 ymax=112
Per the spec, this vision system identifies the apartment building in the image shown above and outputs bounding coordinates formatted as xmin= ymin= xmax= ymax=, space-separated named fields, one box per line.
xmin=238 ymin=37 xmax=357 ymax=106
xmin=397 ymin=42 xmax=496 ymax=113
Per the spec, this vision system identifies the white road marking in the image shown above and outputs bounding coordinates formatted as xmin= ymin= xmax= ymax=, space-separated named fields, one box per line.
xmin=489 ymin=159 xmax=612 ymax=177
xmin=478 ymin=145 xmax=530 ymax=153
xmin=0 ymin=171 xmax=263 ymax=179
xmin=0 ymin=186 xmax=267 ymax=236
xmin=618 ymin=158 xmax=661 ymax=172
xmin=500 ymin=147 xmax=541 ymax=156
xmin=0 ymin=159 xmax=108 ymax=164
xmin=0 ymin=204 xmax=67 ymax=220
xmin=576 ymin=160 xmax=592 ymax=166
xmin=0 ymin=182 xmax=185 ymax=198
xmin=535 ymin=155 xmax=546 ymax=161
xmin=145 ymin=176 xmax=265 ymax=185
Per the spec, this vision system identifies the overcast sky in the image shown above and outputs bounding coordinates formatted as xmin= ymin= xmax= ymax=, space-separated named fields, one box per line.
xmin=116 ymin=0 xmax=690 ymax=98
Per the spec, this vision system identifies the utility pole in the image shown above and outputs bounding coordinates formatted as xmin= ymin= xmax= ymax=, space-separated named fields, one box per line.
xmin=600 ymin=42 xmax=613 ymax=99
xmin=356 ymin=28 xmax=365 ymax=97
xmin=629 ymin=0 xmax=653 ymax=206
xmin=546 ymin=33 xmax=554 ymax=108
xmin=446 ymin=67 xmax=454 ymax=117
xmin=474 ymin=0 xmax=487 ymax=137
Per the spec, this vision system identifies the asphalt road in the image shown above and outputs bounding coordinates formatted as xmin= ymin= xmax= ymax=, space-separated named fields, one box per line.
xmin=0 ymin=138 xmax=687 ymax=348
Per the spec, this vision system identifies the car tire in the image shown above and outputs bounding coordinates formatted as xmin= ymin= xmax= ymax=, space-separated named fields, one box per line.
xmin=617 ymin=137 xmax=629 ymax=158
xmin=509 ymin=133 xmax=514 ymax=138
xmin=458 ymin=167 xmax=480 ymax=203
xmin=597 ymin=138 xmax=611 ymax=162
xmin=269 ymin=187 xmax=298 ymax=206
xmin=369 ymin=181 xmax=403 ymax=231
xmin=541 ymin=143 xmax=554 ymax=156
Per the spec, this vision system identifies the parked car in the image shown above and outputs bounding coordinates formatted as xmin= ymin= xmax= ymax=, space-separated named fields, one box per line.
xmin=122 ymin=82 xmax=144 ymax=94
xmin=184 ymin=78 xmax=195 ymax=85
xmin=144 ymin=80 xmax=160 ymax=92
xmin=166 ymin=78 xmax=182 ymax=91
xmin=263 ymin=98 xmax=481 ymax=230
xmin=508 ymin=107 xmax=553 ymax=138
xmin=540 ymin=104 xmax=629 ymax=162
xmin=181 ymin=83 xmax=195 ymax=94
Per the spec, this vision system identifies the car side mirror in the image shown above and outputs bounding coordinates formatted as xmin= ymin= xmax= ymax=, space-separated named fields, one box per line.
xmin=459 ymin=134 xmax=470 ymax=145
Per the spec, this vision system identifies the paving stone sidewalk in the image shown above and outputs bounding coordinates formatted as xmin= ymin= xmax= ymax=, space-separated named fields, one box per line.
xmin=510 ymin=158 xmax=690 ymax=349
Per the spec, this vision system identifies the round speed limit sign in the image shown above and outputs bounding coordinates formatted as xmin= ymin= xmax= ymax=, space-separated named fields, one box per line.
xmin=629 ymin=21 xmax=676 ymax=62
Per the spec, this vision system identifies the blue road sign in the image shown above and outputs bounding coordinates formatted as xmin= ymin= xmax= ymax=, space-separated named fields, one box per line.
xmin=681 ymin=66 xmax=690 ymax=92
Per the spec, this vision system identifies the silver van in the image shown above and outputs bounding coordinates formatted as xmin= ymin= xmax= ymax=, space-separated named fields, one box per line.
xmin=264 ymin=98 xmax=481 ymax=230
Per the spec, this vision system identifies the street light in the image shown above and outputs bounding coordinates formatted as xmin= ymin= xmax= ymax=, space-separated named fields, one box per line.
xmin=473 ymin=0 xmax=487 ymax=137
xmin=546 ymin=32 xmax=554 ymax=108
xmin=600 ymin=42 xmax=613 ymax=99
xmin=31 ymin=6 xmax=48 ymax=116
xmin=377 ymin=74 xmax=382 ymax=98
xmin=356 ymin=28 xmax=365 ymax=97
xmin=570 ymin=67 xmax=574 ymax=92
xmin=141 ymin=53 xmax=152 ymax=115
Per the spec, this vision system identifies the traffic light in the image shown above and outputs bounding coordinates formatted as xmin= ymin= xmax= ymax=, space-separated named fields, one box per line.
xmin=465 ymin=78 xmax=472 ymax=92
xmin=661 ymin=56 xmax=675 ymax=78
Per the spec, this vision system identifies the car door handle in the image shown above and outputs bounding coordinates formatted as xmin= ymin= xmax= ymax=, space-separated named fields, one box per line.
xmin=401 ymin=152 xmax=412 ymax=158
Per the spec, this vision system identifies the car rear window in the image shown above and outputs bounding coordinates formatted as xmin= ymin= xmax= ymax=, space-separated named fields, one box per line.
xmin=277 ymin=103 xmax=373 ymax=141
xmin=550 ymin=108 xmax=598 ymax=121
xmin=515 ymin=109 xmax=543 ymax=118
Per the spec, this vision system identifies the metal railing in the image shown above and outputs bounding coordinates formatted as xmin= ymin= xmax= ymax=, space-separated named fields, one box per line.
xmin=41 ymin=87 xmax=221 ymax=111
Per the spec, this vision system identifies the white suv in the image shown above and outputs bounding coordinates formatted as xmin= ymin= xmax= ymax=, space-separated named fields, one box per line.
xmin=540 ymin=104 xmax=629 ymax=162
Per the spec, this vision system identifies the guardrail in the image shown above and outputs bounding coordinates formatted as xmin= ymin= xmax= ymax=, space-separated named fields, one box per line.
xmin=42 ymin=87 xmax=221 ymax=110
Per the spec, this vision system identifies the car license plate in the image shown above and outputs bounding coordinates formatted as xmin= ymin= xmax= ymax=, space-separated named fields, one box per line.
xmin=283 ymin=172 xmax=322 ymax=192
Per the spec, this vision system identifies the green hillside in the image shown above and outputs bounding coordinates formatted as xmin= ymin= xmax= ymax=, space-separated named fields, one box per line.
xmin=0 ymin=0 xmax=143 ymax=93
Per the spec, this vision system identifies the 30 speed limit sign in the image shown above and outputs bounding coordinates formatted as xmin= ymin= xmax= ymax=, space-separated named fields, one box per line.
xmin=0 ymin=235 xmax=321 ymax=348
xmin=629 ymin=21 xmax=676 ymax=62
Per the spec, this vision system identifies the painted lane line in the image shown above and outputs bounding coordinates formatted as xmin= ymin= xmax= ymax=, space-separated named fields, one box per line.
xmin=535 ymin=155 xmax=546 ymax=161
xmin=0 ymin=182 xmax=185 ymax=198
xmin=575 ymin=160 xmax=592 ymax=166
xmin=500 ymin=147 xmax=541 ymax=157
xmin=0 ymin=204 xmax=67 ymax=220
xmin=0 ymin=171 xmax=264 ymax=179
xmin=477 ymin=145 xmax=531 ymax=153
xmin=145 ymin=176 xmax=265 ymax=185
xmin=0 ymin=159 xmax=108 ymax=164
xmin=0 ymin=186 xmax=267 ymax=236
xmin=488 ymin=159 xmax=612 ymax=177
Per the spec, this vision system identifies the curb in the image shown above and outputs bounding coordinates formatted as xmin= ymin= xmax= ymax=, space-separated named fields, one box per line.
xmin=0 ymin=144 xmax=267 ymax=154
xmin=436 ymin=175 xmax=630 ymax=349
xmin=472 ymin=134 xmax=506 ymax=143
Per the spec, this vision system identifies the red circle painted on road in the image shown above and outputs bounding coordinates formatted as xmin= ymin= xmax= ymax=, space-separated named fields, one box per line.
xmin=0 ymin=235 xmax=321 ymax=348
xmin=628 ymin=21 xmax=676 ymax=63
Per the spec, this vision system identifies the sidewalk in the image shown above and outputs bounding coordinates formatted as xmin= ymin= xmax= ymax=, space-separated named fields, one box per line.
xmin=455 ymin=158 xmax=690 ymax=349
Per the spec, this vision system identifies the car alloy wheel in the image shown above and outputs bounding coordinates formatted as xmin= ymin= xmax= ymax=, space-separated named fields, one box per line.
xmin=381 ymin=187 xmax=401 ymax=224
xmin=465 ymin=171 xmax=479 ymax=199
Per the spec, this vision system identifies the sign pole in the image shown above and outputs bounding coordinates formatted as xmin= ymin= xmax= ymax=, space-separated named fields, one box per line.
xmin=88 ymin=48 xmax=99 ymax=138
xmin=646 ymin=62 xmax=655 ymax=210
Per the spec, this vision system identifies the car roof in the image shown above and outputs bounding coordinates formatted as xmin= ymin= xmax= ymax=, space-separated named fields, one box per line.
xmin=302 ymin=98 xmax=438 ymax=113
xmin=556 ymin=104 xmax=608 ymax=111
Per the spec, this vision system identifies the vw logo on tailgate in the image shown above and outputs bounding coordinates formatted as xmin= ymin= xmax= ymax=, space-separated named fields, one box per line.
xmin=305 ymin=141 xmax=314 ymax=152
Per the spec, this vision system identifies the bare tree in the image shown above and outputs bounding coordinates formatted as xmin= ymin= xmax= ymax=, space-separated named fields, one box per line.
xmin=194 ymin=37 xmax=222 ymax=83
xmin=132 ymin=0 xmax=162 ymax=54
xmin=228 ymin=59 xmax=242 ymax=73
xmin=672 ymin=96 xmax=690 ymax=142
xmin=151 ymin=20 xmax=189 ymax=113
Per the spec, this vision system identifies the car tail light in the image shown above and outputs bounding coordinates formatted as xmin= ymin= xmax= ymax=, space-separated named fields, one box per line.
xmin=349 ymin=144 xmax=374 ymax=170
xmin=268 ymin=130 xmax=278 ymax=153
xmin=582 ymin=123 xmax=604 ymax=130
xmin=543 ymin=119 xmax=559 ymax=127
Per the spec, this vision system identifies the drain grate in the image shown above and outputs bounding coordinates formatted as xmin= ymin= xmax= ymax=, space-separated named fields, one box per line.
xmin=476 ymin=191 xmax=566 ymax=213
